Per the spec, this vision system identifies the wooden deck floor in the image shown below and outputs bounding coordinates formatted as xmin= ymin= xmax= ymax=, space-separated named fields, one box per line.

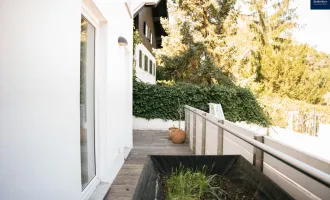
xmin=104 ymin=130 xmax=193 ymax=200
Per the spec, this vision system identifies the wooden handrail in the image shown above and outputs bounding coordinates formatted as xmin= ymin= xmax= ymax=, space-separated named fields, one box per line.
xmin=184 ymin=105 xmax=330 ymax=188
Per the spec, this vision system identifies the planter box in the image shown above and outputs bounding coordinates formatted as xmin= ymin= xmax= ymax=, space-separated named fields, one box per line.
xmin=133 ymin=155 xmax=293 ymax=200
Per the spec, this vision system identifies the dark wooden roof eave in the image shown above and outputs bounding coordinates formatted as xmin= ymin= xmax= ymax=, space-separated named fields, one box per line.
xmin=133 ymin=0 xmax=168 ymax=18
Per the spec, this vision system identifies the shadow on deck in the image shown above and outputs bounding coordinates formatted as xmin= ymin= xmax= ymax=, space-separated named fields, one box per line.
xmin=104 ymin=130 xmax=193 ymax=200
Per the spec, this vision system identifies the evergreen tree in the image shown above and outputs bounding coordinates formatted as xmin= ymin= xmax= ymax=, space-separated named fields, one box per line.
xmin=236 ymin=0 xmax=330 ymax=103
xmin=233 ymin=0 xmax=298 ymax=81
xmin=155 ymin=0 xmax=238 ymax=86
xmin=155 ymin=0 xmax=330 ymax=104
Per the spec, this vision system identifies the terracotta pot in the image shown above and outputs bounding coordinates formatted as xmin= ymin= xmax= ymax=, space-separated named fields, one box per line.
xmin=171 ymin=129 xmax=186 ymax=144
xmin=168 ymin=127 xmax=178 ymax=139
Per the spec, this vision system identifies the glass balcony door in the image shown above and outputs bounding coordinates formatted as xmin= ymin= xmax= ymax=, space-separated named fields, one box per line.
xmin=80 ymin=16 xmax=96 ymax=190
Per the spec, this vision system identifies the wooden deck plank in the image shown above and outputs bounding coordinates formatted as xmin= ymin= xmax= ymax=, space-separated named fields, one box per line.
xmin=104 ymin=130 xmax=192 ymax=200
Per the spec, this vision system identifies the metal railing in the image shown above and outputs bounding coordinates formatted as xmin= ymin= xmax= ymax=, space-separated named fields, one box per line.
xmin=184 ymin=105 xmax=330 ymax=190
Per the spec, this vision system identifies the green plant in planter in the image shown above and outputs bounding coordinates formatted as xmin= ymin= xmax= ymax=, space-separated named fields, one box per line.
xmin=164 ymin=165 xmax=257 ymax=200
xmin=164 ymin=166 xmax=222 ymax=200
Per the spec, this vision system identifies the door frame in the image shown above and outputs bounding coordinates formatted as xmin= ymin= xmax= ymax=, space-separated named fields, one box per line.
xmin=81 ymin=1 xmax=107 ymax=199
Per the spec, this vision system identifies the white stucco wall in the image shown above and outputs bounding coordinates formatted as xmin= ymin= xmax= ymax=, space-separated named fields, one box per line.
xmin=135 ymin=65 xmax=157 ymax=84
xmin=133 ymin=116 xmax=185 ymax=130
xmin=318 ymin=124 xmax=330 ymax=140
xmin=93 ymin=0 xmax=133 ymax=184
xmin=0 ymin=0 xmax=133 ymax=199
xmin=135 ymin=44 xmax=156 ymax=84
xmin=0 ymin=0 xmax=82 ymax=199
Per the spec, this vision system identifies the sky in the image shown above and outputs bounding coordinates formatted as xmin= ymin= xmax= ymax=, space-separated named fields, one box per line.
xmin=292 ymin=0 xmax=330 ymax=53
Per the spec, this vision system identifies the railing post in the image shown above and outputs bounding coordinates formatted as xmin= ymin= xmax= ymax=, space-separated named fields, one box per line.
xmin=201 ymin=113 xmax=206 ymax=155
xmin=217 ymin=120 xmax=224 ymax=155
xmin=253 ymin=135 xmax=264 ymax=172
xmin=184 ymin=108 xmax=187 ymax=133
xmin=185 ymin=108 xmax=190 ymax=143
xmin=192 ymin=111 xmax=196 ymax=154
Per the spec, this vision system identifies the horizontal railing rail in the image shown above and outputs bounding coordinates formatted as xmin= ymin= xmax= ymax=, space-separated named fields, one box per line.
xmin=184 ymin=105 xmax=330 ymax=189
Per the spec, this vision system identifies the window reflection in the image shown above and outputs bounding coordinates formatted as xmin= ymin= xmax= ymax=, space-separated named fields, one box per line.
xmin=80 ymin=16 xmax=96 ymax=190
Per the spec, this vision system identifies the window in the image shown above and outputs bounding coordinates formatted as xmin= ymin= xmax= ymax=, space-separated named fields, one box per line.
xmin=143 ymin=21 xmax=152 ymax=45
xmin=144 ymin=55 xmax=148 ymax=71
xmin=80 ymin=16 xmax=96 ymax=190
xmin=139 ymin=50 xmax=142 ymax=68
xmin=149 ymin=60 xmax=152 ymax=74
xmin=153 ymin=63 xmax=156 ymax=76
xmin=143 ymin=21 xmax=147 ymax=36
xmin=148 ymin=27 xmax=151 ymax=39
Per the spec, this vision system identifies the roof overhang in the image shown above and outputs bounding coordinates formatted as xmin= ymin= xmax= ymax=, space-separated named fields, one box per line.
xmin=133 ymin=0 xmax=168 ymax=48
xmin=133 ymin=0 xmax=167 ymax=18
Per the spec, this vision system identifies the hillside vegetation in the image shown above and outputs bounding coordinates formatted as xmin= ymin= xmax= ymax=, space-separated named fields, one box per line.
xmin=260 ymin=96 xmax=330 ymax=133
xmin=153 ymin=0 xmax=329 ymax=129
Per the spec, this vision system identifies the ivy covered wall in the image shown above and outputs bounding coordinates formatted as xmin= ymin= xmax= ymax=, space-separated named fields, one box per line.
xmin=133 ymin=81 xmax=269 ymax=126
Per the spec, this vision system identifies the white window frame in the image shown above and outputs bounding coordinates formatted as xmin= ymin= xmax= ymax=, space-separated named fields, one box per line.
xmin=143 ymin=22 xmax=153 ymax=45
xmin=144 ymin=22 xmax=148 ymax=37
xmin=139 ymin=50 xmax=143 ymax=68
xmin=144 ymin=55 xmax=148 ymax=72
xmin=153 ymin=63 xmax=156 ymax=76
xmin=135 ymin=44 xmax=157 ymax=83
xmin=81 ymin=2 xmax=107 ymax=200
xmin=149 ymin=60 xmax=152 ymax=74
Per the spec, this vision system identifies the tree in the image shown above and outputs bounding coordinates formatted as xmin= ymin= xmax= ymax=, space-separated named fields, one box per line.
xmin=156 ymin=0 xmax=330 ymax=104
xmin=155 ymin=0 xmax=238 ymax=86
xmin=232 ymin=0 xmax=330 ymax=104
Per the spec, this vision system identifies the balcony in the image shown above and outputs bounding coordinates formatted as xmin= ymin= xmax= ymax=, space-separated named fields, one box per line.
xmin=105 ymin=105 xmax=330 ymax=200
xmin=104 ymin=130 xmax=193 ymax=199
